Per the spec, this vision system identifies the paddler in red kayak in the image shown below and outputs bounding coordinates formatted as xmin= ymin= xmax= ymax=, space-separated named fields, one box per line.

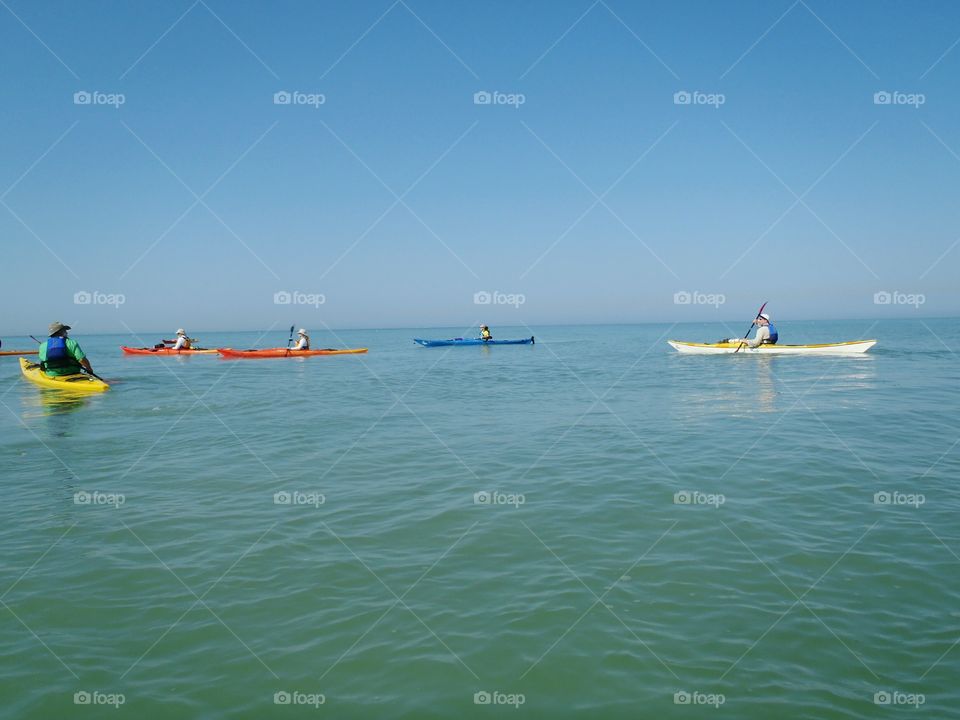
xmin=741 ymin=314 xmax=779 ymax=348
xmin=168 ymin=329 xmax=193 ymax=351
xmin=38 ymin=321 xmax=97 ymax=377
xmin=290 ymin=329 xmax=310 ymax=350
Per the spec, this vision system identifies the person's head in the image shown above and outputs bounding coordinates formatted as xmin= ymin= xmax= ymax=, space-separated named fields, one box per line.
xmin=48 ymin=321 xmax=71 ymax=338
xmin=298 ymin=329 xmax=308 ymax=337
xmin=176 ymin=328 xmax=186 ymax=336
xmin=480 ymin=325 xmax=488 ymax=330
xmin=756 ymin=314 xmax=770 ymax=326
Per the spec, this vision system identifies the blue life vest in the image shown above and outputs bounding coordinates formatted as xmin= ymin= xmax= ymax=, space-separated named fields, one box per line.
xmin=43 ymin=336 xmax=78 ymax=371
xmin=766 ymin=322 xmax=778 ymax=344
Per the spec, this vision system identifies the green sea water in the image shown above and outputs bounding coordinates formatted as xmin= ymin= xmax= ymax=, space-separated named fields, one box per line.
xmin=1 ymin=319 xmax=958 ymax=718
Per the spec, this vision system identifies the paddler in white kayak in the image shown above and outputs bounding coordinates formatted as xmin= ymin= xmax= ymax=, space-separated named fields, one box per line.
xmin=290 ymin=329 xmax=310 ymax=350
xmin=38 ymin=321 xmax=97 ymax=377
xmin=739 ymin=313 xmax=778 ymax=348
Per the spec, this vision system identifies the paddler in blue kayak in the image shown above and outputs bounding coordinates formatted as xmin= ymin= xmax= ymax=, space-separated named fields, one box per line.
xmin=38 ymin=322 xmax=96 ymax=376
xmin=480 ymin=325 xmax=492 ymax=341
xmin=742 ymin=313 xmax=778 ymax=348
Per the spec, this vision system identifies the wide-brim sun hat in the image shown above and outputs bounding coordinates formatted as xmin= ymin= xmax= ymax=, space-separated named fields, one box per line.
xmin=49 ymin=321 xmax=71 ymax=336
xmin=298 ymin=329 xmax=308 ymax=335
xmin=176 ymin=328 xmax=186 ymax=335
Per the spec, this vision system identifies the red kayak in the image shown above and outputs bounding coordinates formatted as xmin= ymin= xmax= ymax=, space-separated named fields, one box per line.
xmin=217 ymin=347 xmax=368 ymax=358
xmin=121 ymin=346 xmax=218 ymax=355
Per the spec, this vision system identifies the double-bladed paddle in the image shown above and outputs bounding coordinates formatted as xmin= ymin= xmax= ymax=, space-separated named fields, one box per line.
xmin=733 ymin=302 xmax=767 ymax=354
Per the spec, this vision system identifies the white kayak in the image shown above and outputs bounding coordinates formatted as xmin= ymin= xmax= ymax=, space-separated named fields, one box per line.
xmin=668 ymin=340 xmax=877 ymax=355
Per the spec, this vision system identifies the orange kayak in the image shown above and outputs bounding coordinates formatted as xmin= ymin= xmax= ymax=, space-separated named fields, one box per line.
xmin=217 ymin=348 xmax=368 ymax=358
xmin=121 ymin=346 xmax=218 ymax=355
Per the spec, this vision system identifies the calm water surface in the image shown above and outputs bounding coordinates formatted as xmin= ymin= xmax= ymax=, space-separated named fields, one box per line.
xmin=1 ymin=320 xmax=958 ymax=718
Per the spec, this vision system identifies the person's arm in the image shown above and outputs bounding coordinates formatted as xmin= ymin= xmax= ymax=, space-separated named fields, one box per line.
xmin=745 ymin=326 xmax=769 ymax=348
xmin=68 ymin=339 xmax=94 ymax=373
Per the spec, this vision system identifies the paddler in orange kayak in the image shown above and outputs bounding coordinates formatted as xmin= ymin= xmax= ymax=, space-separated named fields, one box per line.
xmin=290 ymin=329 xmax=310 ymax=350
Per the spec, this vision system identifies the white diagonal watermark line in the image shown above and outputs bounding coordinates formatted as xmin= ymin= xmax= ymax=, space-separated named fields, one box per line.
xmin=2 ymin=121 xmax=79 ymax=200
xmin=721 ymin=119 xmax=881 ymax=278
xmin=798 ymin=0 xmax=879 ymax=79
xmin=1 ymin=522 xmax=78 ymax=600
xmin=120 ymin=0 xmax=200 ymax=79
xmin=119 ymin=120 xmax=281 ymax=279
xmin=0 ymin=200 xmax=81 ymax=279
xmin=920 ymin=33 xmax=960 ymax=79
xmin=319 ymin=521 xmax=479 ymax=680
xmin=1 ymin=399 xmax=86 ymax=479
xmin=320 ymin=0 xmax=400 ymax=80
xmin=720 ymin=519 xmax=880 ymax=679
xmin=121 ymin=521 xmax=279 ymax=678
xmin=1 ymin=599 xmax=79 ymax=677
xmin=318 ymin=120 xmax=480 ymax=280
xmin=598 ymin=0 xmax=679 ymax=79
xmin=520 ymin=120 xmax=679 ymax=279
xmin=199 ymin=0 xmax=279 ymax=79
xmin=399 ymin=0 xmax=479 ymax=79
xmin=920 ymin=236 xmax=960 ymax=279
xmin=720 ymin=121 xmax=877 ymax=278
xmin=721 ymin=0 xmax=799 ymax=79
xmin=0 ymin=0 xmax=80 ymax=79
xmin=321 ymin=522 xmax=480 ymax=678
xmin=520 ymin=521 xmax=678 ymax=679
xmin=520 ymin=0 xmax=599 ymax=79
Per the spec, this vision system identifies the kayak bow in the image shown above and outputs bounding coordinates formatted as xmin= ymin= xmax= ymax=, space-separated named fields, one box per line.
xmin=19 ymin=357 xmax=109 ymax=393
xmin=216 ymin=348 xmax=368 ymax=358
xmin=413 ymin=336 xmax=535 ymax=347
xmin=668 ymin=340 xmax=877 ymax=355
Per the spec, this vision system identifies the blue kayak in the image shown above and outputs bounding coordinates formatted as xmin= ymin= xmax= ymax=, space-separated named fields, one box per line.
xmin=413 ymin=336 xmax=535 ymax=347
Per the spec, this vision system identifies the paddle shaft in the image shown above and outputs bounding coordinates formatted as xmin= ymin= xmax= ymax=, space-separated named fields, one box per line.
xmin=31 ymin=334 xmax=107 ymax=383
xmin=734 ymin=302 xmax=767 ymax=354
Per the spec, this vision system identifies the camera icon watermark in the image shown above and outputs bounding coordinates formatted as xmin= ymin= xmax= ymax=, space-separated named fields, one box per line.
xmin=473 ymin=690 xmax=525 ymax=707
xmin=74 ymin=490 xmax=125 ymax=508
xmin=273 ymin=290 xmax=325 ymax=308
xmin=874 ymin=690 xmax=924 ymax=707
xmin=673 ymin=90 xmax=725 ymax=108
xmin=273 ymin=90 xmax=326 ymax=108
xmin=73 ymin=690 xmax=125 ymax=707
xmin=273 ymin=490 xmax=325 ymax=508
xmin=473 ymin=290 xmax=525 ymax=308
xmin=673 ymin=690 xmax=725 ymax=707
xmin=873 ymin=491 xmax=924 ymax=508
xmin=474 ymin=490 xmax=525 ymax=508
xmin=873 ymin=290 xmax=924 ymax=308
xmin=674 ymin=490 xmax=725 ymax=508
xmin=873 ymin=90 xmax=925 ymax=108
xmin=273 ymin=690 xmax=325 ymax=707
xmin=673 ymin=290 xmax=725 ymax=308
xmin=74 ymin=90 xmax=125 ymax=108
xmin=473 ymin=90 xmax=526 ymax=108
xmin=74 ymin=290 xmax=125 ymax=308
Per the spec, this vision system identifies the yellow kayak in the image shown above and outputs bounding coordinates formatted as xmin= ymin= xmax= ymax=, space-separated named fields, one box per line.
xmin=19 ymin=357 xmax=109 ymax=393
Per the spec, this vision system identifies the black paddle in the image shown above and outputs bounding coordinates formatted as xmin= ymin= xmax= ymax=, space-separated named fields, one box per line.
xmin=285 ymin=325 xmax=295 ymax=355
xmin=733 ymin=302 xmax=767 ymax=354
xmin=30 ymin=334 xmax=108 ymax=383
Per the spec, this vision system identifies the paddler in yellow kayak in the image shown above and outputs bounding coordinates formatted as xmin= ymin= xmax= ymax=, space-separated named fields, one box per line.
xmin=290 ymin=328 xmax=310 ymax=350
xmin=480 ymin=325 xmax=492 ymax=341
xmin=38 ymin=322 xmax=97 ymax=377
xmin=741 ymin=313 xmax=778 ymax=348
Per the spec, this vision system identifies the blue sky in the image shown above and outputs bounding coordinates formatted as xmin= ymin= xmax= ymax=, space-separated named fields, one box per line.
xmin=1 ymin=0 xmax=958 ymax=334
